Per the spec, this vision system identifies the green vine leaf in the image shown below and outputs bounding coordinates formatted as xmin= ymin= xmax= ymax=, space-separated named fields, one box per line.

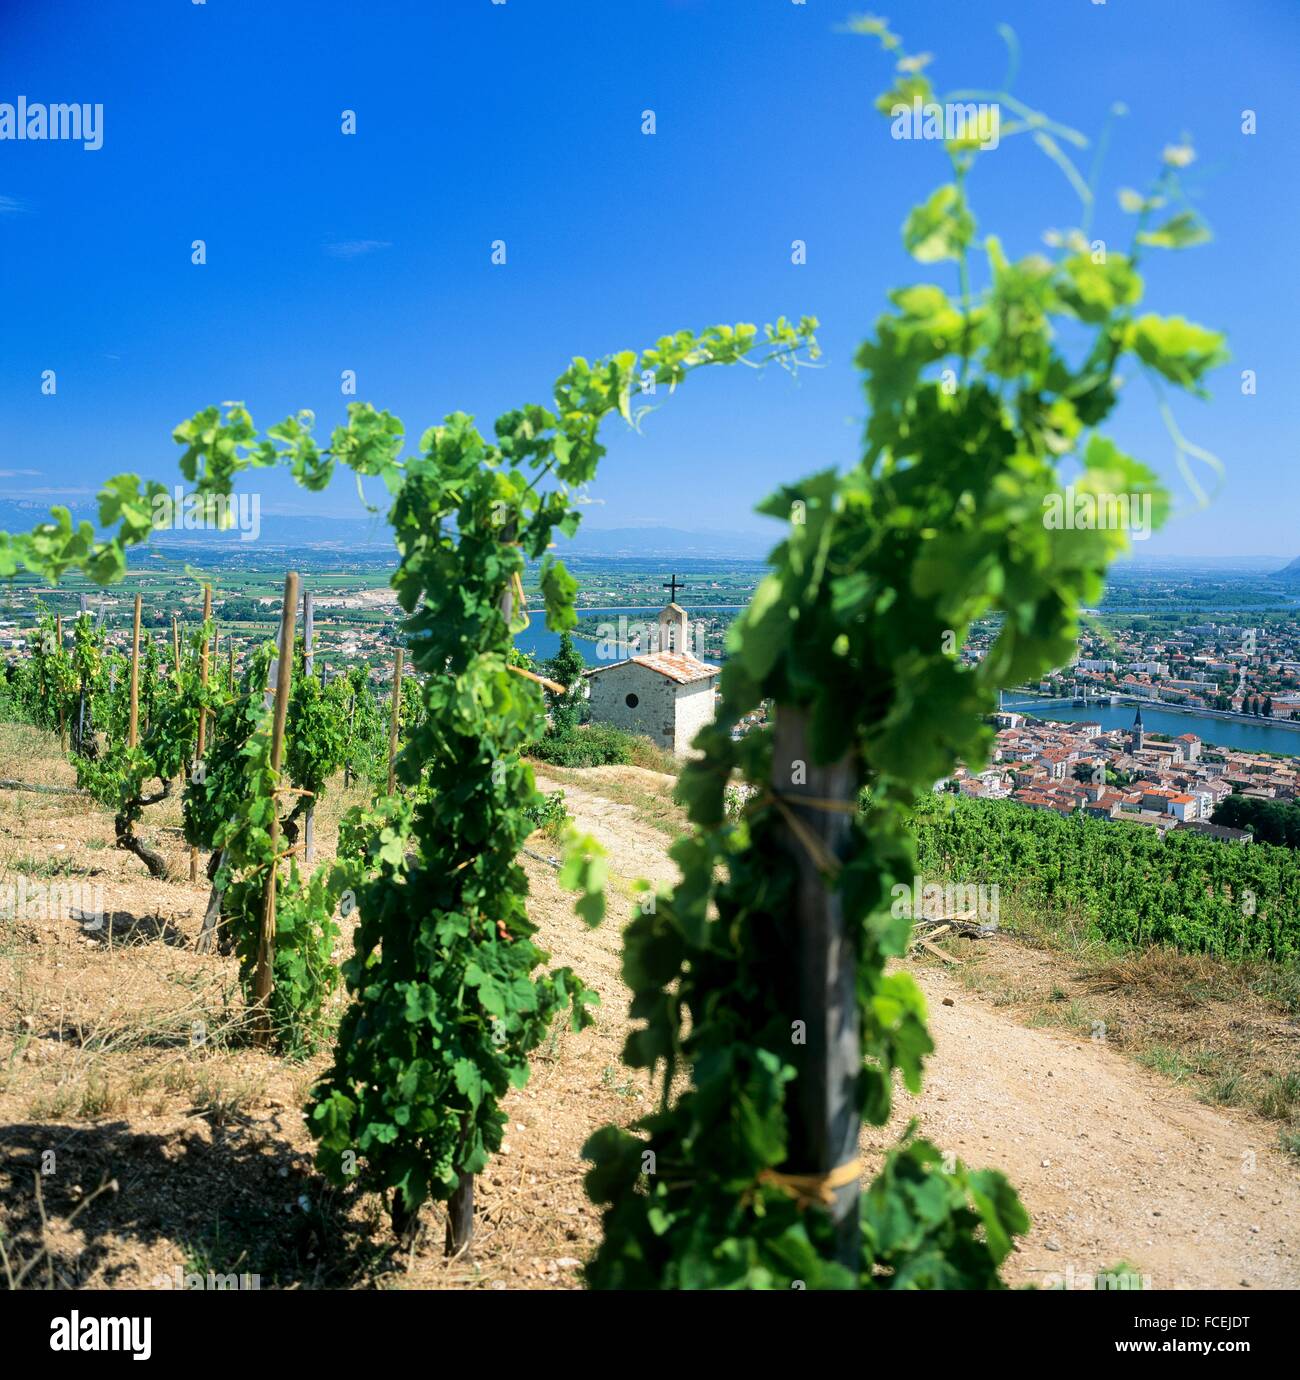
xmin=903 ymin=184 xmax=976 ymax=264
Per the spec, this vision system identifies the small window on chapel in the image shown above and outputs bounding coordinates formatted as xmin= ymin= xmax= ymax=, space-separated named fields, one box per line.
xmin=625 ymin=693 xmax=639 ymax=708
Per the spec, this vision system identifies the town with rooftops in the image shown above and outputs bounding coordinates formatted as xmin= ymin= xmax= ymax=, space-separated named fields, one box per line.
xmin=945 ymin=707 xmax=1298 ymax=843
xmin=935 ymin=593 xmax=1300 ymax=840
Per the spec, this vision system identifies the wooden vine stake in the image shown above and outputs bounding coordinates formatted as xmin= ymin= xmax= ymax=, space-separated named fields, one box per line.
xmin=190 ymin=584 xmax=212 ymax=883
xmin=343 ymin=691 xmax=356 ymax=789
xmin=76 ymin=595 xmax=88 ymax=755
xmin=127 ymin=594 xmax=142 ymax=750
xmin=440 ymin=546 xmax=520 ymax=1258
xmin=437 ymin=534 xmax=529 ymax=1255
xmin=771 ymin=704 xmax=861 ymax=1274
xmin=386 ymin=648 xmax=403 ymax=795
xmin=251 ymin=571 xmax=298 ymax=1049
xmin=302 ymin=590 xmax=314 ymax=679
xmin=170 ymin=613 xmax=183 ymax=794
xmin=302 ymin=589 xmax=315 ymax=865
xmin=55 ymin=614 xmax=66 ymax=751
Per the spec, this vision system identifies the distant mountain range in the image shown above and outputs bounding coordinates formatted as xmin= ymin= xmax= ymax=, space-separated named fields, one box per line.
xmin=1125 ymin=554 xmax=1293 ymax=570
xmin=563 ymin=526 xmax=771 ymax=558
xmin=0 ymin=499 xmax=773 ymax=559
xmin=0 ymin=497 xmax=1290 ymax=568
xmin=0 ymin=499 xmax=394 ymax=549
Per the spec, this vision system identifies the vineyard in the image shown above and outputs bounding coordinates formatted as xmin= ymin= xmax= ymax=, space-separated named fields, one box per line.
xmin=0 ymin=592 xmax=403 ymax=1053
xmin=915 ymin=795 xmax=1300 ymax=960
xmin=0 ymin=17 xmax=1269 ymax=1297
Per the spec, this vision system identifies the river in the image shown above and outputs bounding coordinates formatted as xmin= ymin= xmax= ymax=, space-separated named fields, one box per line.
xmin=514 ymin=605 xmax=742 ymax=664
xmin=517 ymin=611 xmax=1300 ymax=759
xmin=1003 ymin=698 xmax=1300 ymax=757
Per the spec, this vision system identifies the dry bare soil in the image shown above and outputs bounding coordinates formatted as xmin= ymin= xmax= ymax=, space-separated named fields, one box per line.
xmin=1 ymin=729 xmax=1296 ymax=1290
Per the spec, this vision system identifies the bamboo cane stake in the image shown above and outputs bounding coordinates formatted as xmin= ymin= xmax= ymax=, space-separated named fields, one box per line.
xmin=507 ymin=662 xmax=565 ymax=695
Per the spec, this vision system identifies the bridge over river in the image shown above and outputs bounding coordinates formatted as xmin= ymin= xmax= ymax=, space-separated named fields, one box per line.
xmin=997 ymin=693 xmax=1300 ymax=757
xmin=999 ymin=696 xmax=1113 ymax=709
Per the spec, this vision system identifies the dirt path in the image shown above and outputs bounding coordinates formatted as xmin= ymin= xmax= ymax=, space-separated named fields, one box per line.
xmin=532 ymin=765 xmax=681 ymax=887
xmin=540 ymin=766 xmax=1300 ymax=1291
xmin=874 ymin=964 xmax=1299 ymax=1289
xmin=3 ymin=724 xmax=1295 ymax=1290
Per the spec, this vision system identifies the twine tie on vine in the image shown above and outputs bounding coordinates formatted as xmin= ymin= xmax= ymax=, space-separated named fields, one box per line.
xmin=758 ymin=788 xmax=857 ymax=878
xmin=755 ymin=1158 xmax=862 ymax=1210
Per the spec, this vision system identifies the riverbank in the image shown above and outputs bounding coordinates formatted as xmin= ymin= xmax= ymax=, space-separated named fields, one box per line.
xmin=1009 ymin=693 xmax=1300 ymax=757
xmin=1108 ymin=695 xmax=1300 ymax=733
xmin=517 ymin=604 xmax=741 ymax=664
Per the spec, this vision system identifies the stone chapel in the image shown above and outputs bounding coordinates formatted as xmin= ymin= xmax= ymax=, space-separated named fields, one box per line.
xmin=584 ymin=599 xmax=720 ymax=757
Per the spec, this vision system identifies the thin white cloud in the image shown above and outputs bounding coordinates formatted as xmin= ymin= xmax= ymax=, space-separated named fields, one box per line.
xmin=324 ymin=239 xmax=391 ymax=259
xmin=0 ymin=195 xmax=31 ymax=215
xmin=0 ymin=486 xmax=96 ymax=497
xmin=0 ymin=469 xmax=42 ymax=478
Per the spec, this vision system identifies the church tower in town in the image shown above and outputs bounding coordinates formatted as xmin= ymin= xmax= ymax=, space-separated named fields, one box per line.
xmin=1129 ymin=706 xmax=1144 ymax=754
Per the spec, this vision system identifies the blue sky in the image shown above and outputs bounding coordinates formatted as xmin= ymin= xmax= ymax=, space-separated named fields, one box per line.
xmin=1 ymin=0 xmax=1296 ymax=558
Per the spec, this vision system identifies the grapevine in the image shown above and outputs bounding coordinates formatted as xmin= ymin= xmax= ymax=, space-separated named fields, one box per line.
xmin=0 ymin=316 xmax=821 ymax=1250
xmin=915 ymin=795 xmax=1298 ymax=960
xmin=212 ymin=683 xmax=344 ymax=1054
xmin=67 ymin=612 xmax=201 ymax=880
xmin=581 ymin=21 xmax=1227 ymax=1289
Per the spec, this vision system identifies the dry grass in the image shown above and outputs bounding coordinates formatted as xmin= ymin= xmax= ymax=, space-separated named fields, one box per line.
xmin=0 ymin=720 xmax=648 ymax=1290
xmin=7 ymin=711 xmax=1297 ymax=1290
xmin=923 ymin=896 xmax=1300 ymax=1156
xmin=527 ymin=761 xmax=685 ymax=840
xmin=620 ymin=737 xmax=679 ymax=775
xmin=0 ymin=722 xmax=80 ymax=789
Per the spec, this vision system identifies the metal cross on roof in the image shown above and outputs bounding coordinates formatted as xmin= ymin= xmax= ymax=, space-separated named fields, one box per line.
xmin=663 ymin=573 xmax=685 ymax=602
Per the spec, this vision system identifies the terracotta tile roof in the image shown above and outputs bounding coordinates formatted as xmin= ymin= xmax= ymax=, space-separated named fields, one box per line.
xmin=587 ymin=650 xmax=720 ymax=685
xmin=630 ymin=651 xmax=720 ymax=684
